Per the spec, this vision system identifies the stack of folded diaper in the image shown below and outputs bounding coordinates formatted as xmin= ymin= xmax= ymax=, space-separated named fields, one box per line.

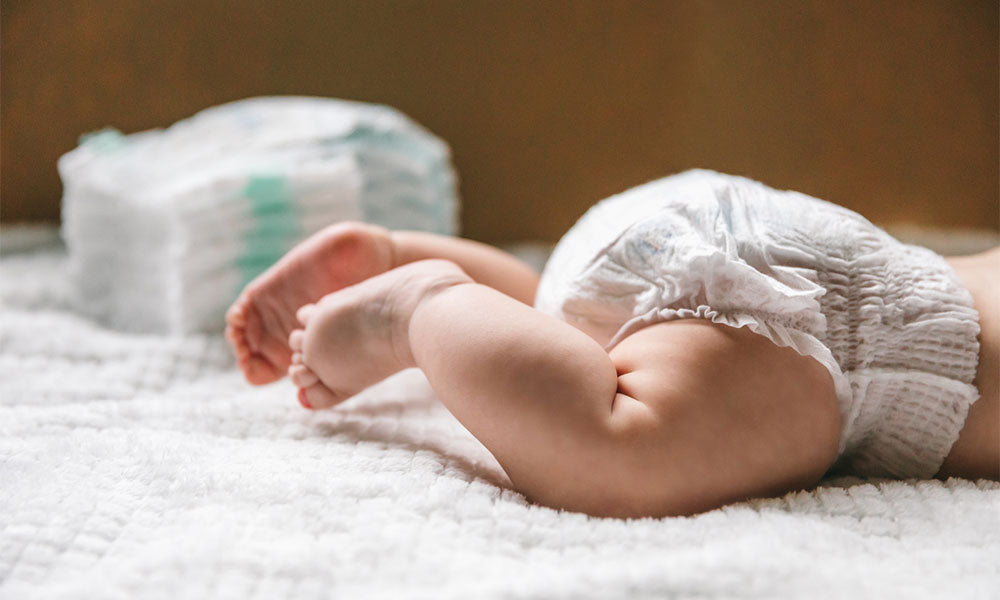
xmin=59 ymin=97 xmax=459 ymax=333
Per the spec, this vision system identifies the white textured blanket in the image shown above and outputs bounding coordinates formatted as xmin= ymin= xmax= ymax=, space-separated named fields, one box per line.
xmin=2 ymin=232 xmax=998 ymax=599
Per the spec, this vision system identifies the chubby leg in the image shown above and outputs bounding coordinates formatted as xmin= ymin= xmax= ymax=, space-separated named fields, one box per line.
xmin=226 ymin=222 xmax=539 ymax=385
xmin=291 ymin=258 xmax=841 ymax=517
xmin=941 ymin=247 xmax=1000 ymax=480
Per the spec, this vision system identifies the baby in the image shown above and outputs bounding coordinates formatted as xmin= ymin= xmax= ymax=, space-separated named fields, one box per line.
xmin=225 ymin=170 xmax=999 ymax=518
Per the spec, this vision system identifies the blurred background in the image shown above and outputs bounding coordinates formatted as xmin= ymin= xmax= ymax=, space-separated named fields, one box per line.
xmin=2 ymin=0 xmax=997 ymax=244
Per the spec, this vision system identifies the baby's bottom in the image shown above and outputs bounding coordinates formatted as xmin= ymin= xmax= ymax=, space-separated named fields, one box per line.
xmin=288 ymin=258 xmax=841 ymax=517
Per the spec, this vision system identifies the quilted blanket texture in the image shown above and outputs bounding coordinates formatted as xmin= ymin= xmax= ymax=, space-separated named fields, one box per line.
xmin=1 ymin=233 xmax=998 ymax=599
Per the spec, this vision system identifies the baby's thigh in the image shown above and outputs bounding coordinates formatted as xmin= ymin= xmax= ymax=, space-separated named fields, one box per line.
xmin=609 ymin=320 xmax=841 ymax=513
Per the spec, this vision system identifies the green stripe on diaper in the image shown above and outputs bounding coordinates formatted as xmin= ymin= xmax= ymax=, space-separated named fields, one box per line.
xmin=80 ymin=128 xmax=127 ymax=154
xmin=237 ymin=174 xmax=302 ymax=290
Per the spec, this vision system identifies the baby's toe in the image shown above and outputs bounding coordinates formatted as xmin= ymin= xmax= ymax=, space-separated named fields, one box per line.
xmin=228 ymin=318 xmax=285 ymax=386
xmin=225 ymin=324 xmax=247 ymax=355
xmin=296 ymin=303 xmax=317 ymax=326
xmin=242 ymin=303 xmax=266 ymax=351
xmin=226 ymin=299 xmax=266 ymax=353
xmin=242 ymin=354 xmax=285 ymax=386
xmin=289 ymin=329 xmax=305 ymax=352
xmin=289 ymin=363 xmax=319 ymax=388
xmin=225 ymin=298 xmax=248 ymax=328
xmin=298 ymin=383 xmax=345 ymax=410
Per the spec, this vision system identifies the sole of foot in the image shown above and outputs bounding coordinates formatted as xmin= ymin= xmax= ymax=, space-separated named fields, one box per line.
xmin=225 ymin=221 xmax=394 ymax=385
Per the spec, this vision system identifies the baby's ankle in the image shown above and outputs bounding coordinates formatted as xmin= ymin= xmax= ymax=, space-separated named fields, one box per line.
xmin=390 ymin=259 xmax=473 ymax=367
xmin=366 ymin=224 xmax=397 ymax=270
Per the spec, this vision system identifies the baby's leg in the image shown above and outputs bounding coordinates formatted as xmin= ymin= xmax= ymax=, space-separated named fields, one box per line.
xmin=940 ymin=247 xmax=1000 ymax=480
xmin=226 ymin=222 xmax=539 ymax=385
xmin=291 ymin=259 xmax=841 ymax=517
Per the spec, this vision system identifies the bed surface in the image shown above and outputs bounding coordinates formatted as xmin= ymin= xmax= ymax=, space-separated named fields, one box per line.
xmin=1 ymin=230 xmax=998 ymax=599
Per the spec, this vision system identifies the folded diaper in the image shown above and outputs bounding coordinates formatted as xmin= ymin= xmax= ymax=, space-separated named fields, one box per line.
xmin=60 ymin=97 xmax=459 ymax=333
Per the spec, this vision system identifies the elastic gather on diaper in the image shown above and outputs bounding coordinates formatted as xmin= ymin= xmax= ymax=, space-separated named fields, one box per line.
xmin=818 ymin=241 xmax=981 ymax=478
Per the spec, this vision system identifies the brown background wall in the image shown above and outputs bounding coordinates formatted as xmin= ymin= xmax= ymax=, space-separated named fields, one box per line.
xmin=2 ymin=0 xmax=997 ymax=243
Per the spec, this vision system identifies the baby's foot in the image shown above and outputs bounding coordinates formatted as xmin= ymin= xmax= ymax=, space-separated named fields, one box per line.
xmin=287 ymin=259 xmax=472 ymax=409
xmin=226 ymin=222 xmax=394 ymax=385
